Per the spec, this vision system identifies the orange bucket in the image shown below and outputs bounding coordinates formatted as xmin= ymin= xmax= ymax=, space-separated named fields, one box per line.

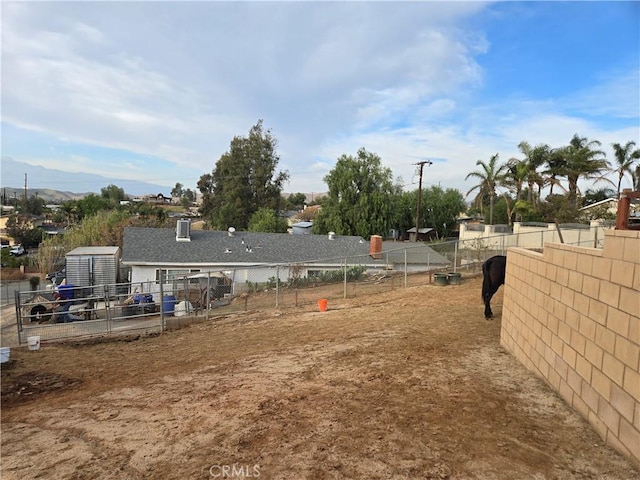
xmin=317 ymin=299 xmax=328 ymax=312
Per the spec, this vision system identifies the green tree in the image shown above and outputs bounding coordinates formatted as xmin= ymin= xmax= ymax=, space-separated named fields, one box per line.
xmin=543 ymin=148 xmax=568 ymax=196
xmin=17 ymin=195 xmax=46 ymax=215
xmin=171 ymin=183 xmax=184 ymax=198
xmin=538 ymin=194 xmax=581 ymax=223
xmin=58 ymin=200 xmax=80 ymax=225
xmin=100 ymin=184 xmax=126 ymax=206
xmin=248 ymin=207 xmax=289 ymax=233
xmin=77 ymin=193 xmax=110 ymax=219
xmin=607 ymin=141 xmax=640 ymax=197
xmin=5 ymin=214 xmax=43 ymax=248
xmin=198 ymin=120 xmax=289 ymax=230
xmin=514 ymin=142 xmax=552 ymax=207
xmin=557 ymin=134 xmax=609 ymax=208
xmin=420 ymin=186 xmax=467 ymax=239
xmin=286 ymin=193 xmax=307 ymax=209
xmin=583 ymin=187 xmax=616 ymax=206
xmin=503 ymin=157 xmax=529 ymax=201
xmin=465 ymin=153 xmax=506 ymax=225
xmin=313 ymin=148 xmax=402 ymax=238
xmin=183 ymin=189 xmax=196 ymax=203
xmin=491 ymin=194 xmax=514 ymax=225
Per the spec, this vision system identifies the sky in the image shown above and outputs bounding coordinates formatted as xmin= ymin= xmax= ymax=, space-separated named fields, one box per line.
xmin=1 ymin=1 xmax=639 ymax=197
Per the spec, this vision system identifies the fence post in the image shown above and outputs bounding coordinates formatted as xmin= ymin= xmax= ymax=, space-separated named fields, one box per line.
xmin=14 ymin=290 xmax=23 ymax=345
xmin=454 ymin=242 xmax=458 ymax=273
xmin=104 ymin=285 xmax=112 ymax=334
xmin=206 ymin=272 xmax=210 ymax=321
xmin=159 ymin=273 xmax=165 ymax=331
xmin=404 ymin=248 xmax=408 ymax=288
xmin=275 ymin=265 xmax=280 ymax=308
xmin=343 ymin=258 xmax=347 ymax=299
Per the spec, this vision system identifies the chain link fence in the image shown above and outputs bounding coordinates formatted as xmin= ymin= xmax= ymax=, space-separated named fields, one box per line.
xmin=11 ymin=227 xmax=605 ymax=345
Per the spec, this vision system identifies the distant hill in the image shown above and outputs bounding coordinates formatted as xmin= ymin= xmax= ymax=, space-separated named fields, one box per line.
xmin=1 ymin=157 xmax=171 ymax=198
xmin=1 ymin=187 xmax=89 ymax=203
xmin=2 ymin=157 xmax=328 ymax=204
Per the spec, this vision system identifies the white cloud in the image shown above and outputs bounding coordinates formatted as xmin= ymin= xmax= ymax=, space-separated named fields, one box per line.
xmin=566 ymin=69 xmax=640 ymax=119
xmin=1 ymin=1 xmax=637 ymax=197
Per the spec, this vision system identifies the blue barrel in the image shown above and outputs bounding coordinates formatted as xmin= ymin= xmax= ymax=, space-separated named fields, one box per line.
xmin=58 ymin=284 xmax=75 ymax=299
xmin=163 ymin=295 xmax=176 ymax=316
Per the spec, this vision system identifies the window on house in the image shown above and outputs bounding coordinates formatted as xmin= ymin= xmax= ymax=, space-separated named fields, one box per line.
xmin=155 ymin=269 xmax=201 ymax=283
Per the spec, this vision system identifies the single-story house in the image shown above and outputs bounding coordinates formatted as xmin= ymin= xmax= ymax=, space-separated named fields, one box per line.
xmin=121 ymin=221 xmax=454 ymax=296
xmin=122 ymin=221 xmax=382 ymax=294
xmin=579 ymin=197 xmax=618 ymax=217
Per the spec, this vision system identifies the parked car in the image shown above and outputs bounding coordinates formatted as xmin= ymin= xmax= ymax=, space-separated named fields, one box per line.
xmin=10 ymin=245 xmax=25 ymax=256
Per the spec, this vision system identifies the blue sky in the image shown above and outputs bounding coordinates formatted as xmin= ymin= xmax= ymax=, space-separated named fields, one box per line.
xmin=1 ymin=1 xmax=639 ymax=196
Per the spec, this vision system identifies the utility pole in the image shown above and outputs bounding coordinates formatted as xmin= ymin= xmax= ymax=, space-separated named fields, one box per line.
xmin=414 ymin=160 xmax=432 ymax=242
xmin=24 ymin=173 xmax=28 ymax=202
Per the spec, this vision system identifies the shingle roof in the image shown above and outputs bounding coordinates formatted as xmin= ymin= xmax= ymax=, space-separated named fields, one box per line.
xmin=121 ymin=227 xmax=373 ymax=266
xmin=381 ymin=241 xmax=450 ymax=265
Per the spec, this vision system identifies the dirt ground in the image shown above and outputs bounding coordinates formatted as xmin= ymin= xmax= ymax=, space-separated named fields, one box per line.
xmin=1 ymin=276 xmax=638 ymax=480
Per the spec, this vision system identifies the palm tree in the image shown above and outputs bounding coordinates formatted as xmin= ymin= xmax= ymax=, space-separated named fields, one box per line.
xmin=543 ymin=148 xmax=568 ymax=196
xmin=528 ymin=143 xmax=552 ymax=208
xmin=503 ymin=158 xmax=529 ymax=201
xmin=465 ymin=153 xmax=506 ymax=225
xmin=583 ymin=187 xmax=616 ymax=206
xmin=512 ymin=141 xmax=553 ymax=209
xmin=608 ymin=141 xmax=640 ymax=197
xmin=559 ymin=134 xmax=610 ymax=207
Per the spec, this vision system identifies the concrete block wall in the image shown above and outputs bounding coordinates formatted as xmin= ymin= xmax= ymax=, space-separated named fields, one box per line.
xmin=501 ymin=229 xmax=640 ymax=468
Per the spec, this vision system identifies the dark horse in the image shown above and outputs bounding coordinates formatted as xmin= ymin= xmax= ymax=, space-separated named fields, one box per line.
xmin=482 ymin=255 xmax=506 ymax=319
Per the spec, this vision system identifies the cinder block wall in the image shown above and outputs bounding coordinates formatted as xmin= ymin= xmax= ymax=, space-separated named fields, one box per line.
xmin=501 ymin=229 xmax=640 ymax=468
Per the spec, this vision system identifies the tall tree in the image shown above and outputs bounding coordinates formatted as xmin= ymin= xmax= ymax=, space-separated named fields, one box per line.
xmin=465 ymin=153 xmax=506 ymax=225
xmin=286 ymin=193 xmax=307 ymax=209
xmin=608 ymin=141 xmax=640 ymax=197
xmin=313 ymin=148 xmax=402 ymax=238
xmin=527 ymin=143 xmax=552 ymax=208
xmin=198 ymin=120 xmax=289 ymax=230
xmin=557 ymin=134 xmax=609 ymax=207
xmin=543 ymin=148 xmax=568 ymax=196
xmin=503 ymin=158 xmax=529 ymax=201
xmin=420 ymin=186 xmax=467 ymax=239
xmin=509 ymin=141 xmax=552 ymax=210
xmin=171 ymin=183 xmax=184 ymax=198
xmin=19 ymin=195 xmax=46 ymax=216
xmin=248 ymin=207 xmax=289 ymax=233
xmin=100 ymin=184 xmax=126 ymax=205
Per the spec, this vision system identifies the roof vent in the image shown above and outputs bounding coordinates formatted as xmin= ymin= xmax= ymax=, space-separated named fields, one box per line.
xmin=228 ymin=227 xmax=236 ymax=237
xmin=176 ymin=219 xmax=191 ymax=242
xmin=328 ymin=231 xmax=335 ymax=240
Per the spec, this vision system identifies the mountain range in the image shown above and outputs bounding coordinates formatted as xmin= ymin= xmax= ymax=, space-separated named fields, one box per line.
xmin=1 ymin=157 xmax=326 ymax=204
xmin=1 ymin=157 xmax=171 ymax=200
